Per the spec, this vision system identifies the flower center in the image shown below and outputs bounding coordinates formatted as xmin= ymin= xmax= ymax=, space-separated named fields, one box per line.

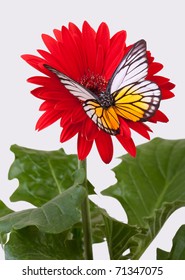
xmin=80 ymin=71 xmax=108 ymax=96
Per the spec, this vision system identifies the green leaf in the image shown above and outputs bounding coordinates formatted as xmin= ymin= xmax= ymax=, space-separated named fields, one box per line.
xmin=157 ymin=225 xmax=185 ymax=260
xmin=102 ymin=138 xmax=185 ymax=259
xmin=0 ymin=185 xmax=86 ymax=234
xmin=9 ymin=145 xmax=78 ymax=206
xmin=5 ymin=145 xmax=98 ymax=259
xmin=102 ymin=211 xmax=141 ymax=259
xmin=2 ymin=196 xmax=106 ymax=259
xmin=0 ymin=201 xmax=13 ymax=218
xmin=9 ymin=145 xmax=95 ymax=205
xmin=4 ymin=226 xmax=83 ymax=260
xmin=90 ymin=202 xmax=106 ymax=244
xmin=0 ymin=201 xmax=13 ymax=245
xmin=73 ymin=168 xmax=86 ymax=186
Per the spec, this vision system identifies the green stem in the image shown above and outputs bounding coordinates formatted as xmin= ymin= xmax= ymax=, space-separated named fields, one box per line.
xmin=78 ymin=159 xmax=93 ymax=260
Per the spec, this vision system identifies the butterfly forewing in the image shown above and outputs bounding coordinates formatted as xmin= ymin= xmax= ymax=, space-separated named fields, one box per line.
xmin=44 ymin=65 xmax=95 ymax=101
xmin=107 ymin=40 xmax=148 ymax=94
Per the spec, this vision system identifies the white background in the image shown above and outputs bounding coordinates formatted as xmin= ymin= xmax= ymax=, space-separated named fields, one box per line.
xmin=0 ymin=0 xmax=184 ymax=260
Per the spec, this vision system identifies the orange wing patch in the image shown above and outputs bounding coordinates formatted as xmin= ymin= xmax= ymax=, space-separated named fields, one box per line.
xmin=83 ymin=100 xmax=120 ymax=135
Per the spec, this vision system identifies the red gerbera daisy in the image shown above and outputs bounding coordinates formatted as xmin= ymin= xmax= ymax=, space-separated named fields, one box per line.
xmin=21 ymin=21 xmax=175 ymax=163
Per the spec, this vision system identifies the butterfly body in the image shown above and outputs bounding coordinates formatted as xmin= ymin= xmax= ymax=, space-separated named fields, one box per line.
xmin=44 ymin=40 xmax=161 ymax=135
xmin=98 ymin=93 xmax=114 ymax=108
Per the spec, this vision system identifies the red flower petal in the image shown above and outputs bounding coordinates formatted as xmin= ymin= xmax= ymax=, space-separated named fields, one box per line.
xmin=36 ymin=110 xmax=61 ymax=131
xmin=77 ymin=133 xmax=93 ymax=160
xmin=82 ymin=117 xmax=99 ymax=141
xmin=28 ymin=76 xmax=63 ymax=91
xmin=162 ymin=81 xmax=175 ymax=90
xmin=68 ymin=23 xmax=85 ymax=71
xmin=147 ymin=62 xmax=163 ymax=76
xmin=28 ymin=76 xmax=52 ymax=86
xmin=31 ymin=88 xmax=67 ymax=101
xmin=147 ymin=51 xmax=154 ymax=64
xmin=60 ymin=122 xmax=81 ymax=142
xmin=119 ymin=118 xmax=131 ymax=138
xmin=55 ymin=99 xmax=79 ymax=110
xmin=53 ymin=29 xmax=62 ymax=42
xmin=104 ymin=30 xmax=126 ymax=79
xmin=31 ymin=87 xmax=44 ymax=98
xmin=95 ymin=44 xmax=104 ymax=74
xmin=116 ymin=135 xmax=136 ymax=157
xmin=21 ymin=54 xmax=48 ymax=75
xmin=42 ymin=34 xmax=60 ymax=55
xmin=39 ymin=101 xmax=56 ymax=111
xmin=127 ymin=121 xmax=152 ymax=140
xmin=96 ymin=22 xmax=110 ymax=53
xmin=61 ymin=26 xmax=84 ymax=78
xmin=82 ymin=21 xmax=96 ymax=72
xmin=150 ymin=75 xmax=170 ymax=85
xmin=149 ymin=110 xmax=169 ymax=123
xmin=71 ymin=104 xmax=86 ymax=123
xmin=68 ymin=22 xmax=82 ymax=39
xmin=37 ymin=49 xmax=63 ymax=71
xmin=95 ymin=130 xmax=113 ymax=163
xmin=60 ymin=111 xmax=72 ymax=127
xmin=161 ymin=89 xmax=175 ymax=100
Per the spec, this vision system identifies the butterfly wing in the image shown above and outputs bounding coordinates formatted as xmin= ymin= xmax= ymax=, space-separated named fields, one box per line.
xmin=44 ymin=64 xmax=96 ymax=101
xmin=106 ymin=39 xmax=161 ymax=122
xmin=44 ymin=64 xmax=120 ymax=135
xmin=84 ymin=100 xmax=120 ymax=135
xmin=113 ymin=80 xmax=161 ymax=122
xmin=107 ymin=40 xmax=148 ymax=94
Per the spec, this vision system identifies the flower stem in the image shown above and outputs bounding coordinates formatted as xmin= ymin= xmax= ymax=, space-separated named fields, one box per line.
xmin=78 ymin=159 xmax=93 ymax=260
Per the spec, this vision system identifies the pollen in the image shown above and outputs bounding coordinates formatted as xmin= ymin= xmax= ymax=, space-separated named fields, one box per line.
xmin=80 ymin=70 xmax=107 ymax=96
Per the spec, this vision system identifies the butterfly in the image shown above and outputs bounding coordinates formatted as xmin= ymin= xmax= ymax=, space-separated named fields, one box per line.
xmin=44 ymin=39 xmax=161 ymax=135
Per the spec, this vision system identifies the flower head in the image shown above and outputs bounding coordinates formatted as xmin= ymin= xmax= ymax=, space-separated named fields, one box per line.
xmin=22 ymin=21 xmax=175 ymax=163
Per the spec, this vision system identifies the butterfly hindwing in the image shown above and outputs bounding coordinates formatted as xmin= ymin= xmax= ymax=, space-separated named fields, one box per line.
xmin=113 ymin=80 xmax=161 ymax=122
xmin=83 ymin=100 xmax=120 ymax=135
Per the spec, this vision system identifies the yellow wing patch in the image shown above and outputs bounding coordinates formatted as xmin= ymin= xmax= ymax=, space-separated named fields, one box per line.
xmin=113 ymin=81 xmax=161 ymax=122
